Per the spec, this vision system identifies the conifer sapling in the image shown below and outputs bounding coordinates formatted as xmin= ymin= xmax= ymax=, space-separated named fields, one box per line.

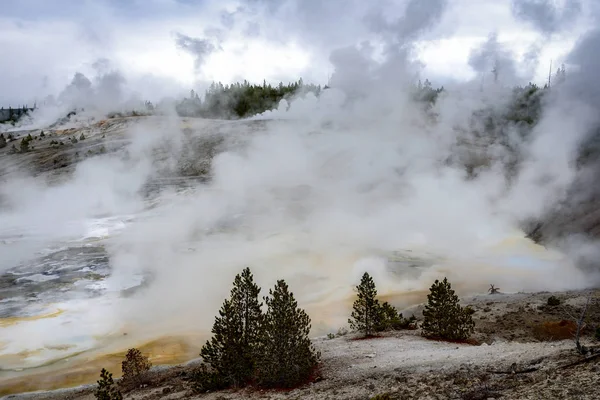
xmin=94 ymin=368 xmax=123 ymax=400
xmin=421 ymin=277 xmax=474 ymax=341
xmin=349 ymin=272 xmax=381 ymax=337
xmin=121 ymin=348 xmax=152 ymax=389
xmin=256 ymin=280 xmax=320 ymax=388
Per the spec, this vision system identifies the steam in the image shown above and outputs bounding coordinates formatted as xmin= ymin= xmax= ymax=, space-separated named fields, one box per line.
xmin=2 ymin=0 xmax=600 ymax=371
xmin=174 ymin=32 xmax=221 ymax=71
xmin=511 ymin=0 xmax=582 ymax=35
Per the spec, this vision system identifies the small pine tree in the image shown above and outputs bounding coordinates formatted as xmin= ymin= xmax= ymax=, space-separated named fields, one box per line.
xmin=94 ymin=368 xmax=123 ymax=400
xmin=256 ymin=280 xmax=320 ymax=388
xmin=80 ymin=133 xmax=86 ymax=140
xmin=199 ymin=267 xmax=263 ymax=388
xmin=121 ymin=348 xmax=152 ymax=389
xmin=20 ymin=137 xmax=30 ymax=152
xmin=421 ymin=277 xmax=474 ymax=341
xmin=0 ymin=134 xmax=6 ymax=149
xmin=349 ymin=272 xmax=381 ymax=337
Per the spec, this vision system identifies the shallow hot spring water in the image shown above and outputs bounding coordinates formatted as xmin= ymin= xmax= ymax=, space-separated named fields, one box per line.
xmin=0 ymin=214 xmax=587 ymax=395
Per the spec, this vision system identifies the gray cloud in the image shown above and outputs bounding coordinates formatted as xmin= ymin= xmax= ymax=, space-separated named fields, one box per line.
xmin=565 ymin=29 xmax=600 ymax=108
xmin=468 ymin=33 xmax=519 ymax=85
xmin=511 ymin=0 xmax=582 ymax=35
xmin=366 ymin=0 xmax=448 ymax=42
xmin=174 ymin=32 xmax=220 ymax=71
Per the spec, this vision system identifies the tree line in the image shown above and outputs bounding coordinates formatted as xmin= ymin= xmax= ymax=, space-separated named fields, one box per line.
xmin=93 ymin=269 xmax=475 ymax=399
xmin=175 ymin=79 xmax=323 ymax=119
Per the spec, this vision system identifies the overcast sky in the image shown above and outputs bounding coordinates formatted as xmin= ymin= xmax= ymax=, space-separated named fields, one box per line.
xmin=0 ymin=0 xmax=594 ymax=105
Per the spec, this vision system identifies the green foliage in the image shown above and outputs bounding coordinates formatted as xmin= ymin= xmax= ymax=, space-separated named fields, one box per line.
xmin=371 ymin=394 xmax=393 ymax=400
xmin=547 ymin=296 xmax=561 ymax=306
xmin=0 ymin=134 xmax=6 ymax=149
xmin=70 ymin=136 xmax=78 ymax=144
xmin=80 ymin=133 xmax=86 ymax=140
xmin=255 ymin=279 xmax=320 ymax=388
xmin=39 ymin=131 xmax=45 ymax=137
xmin=94 ymin=368 xmax=123 ymax=400
xmin=349 ymin=272 xmax=381 ymax=337
xmin=422 ymin=278 xmax=475 ymax=341
xmin=326 ymin=333 xmax=335 ymax=339
xmin=121 ymin=348 xmax=152 ymax=389
xmin=177 ymin=79 xmax=321 ymax=119
xmin=190 ymin=364 xmax=228 ymax=393
xmin=349 ymin=274 xmax=417 ymax=335
xmin=376 ymin=302 xmax=417 ymax=331
xmin=199 ymin=267 xmax=263 ymax=388
xmin=19 ymin=134 xmax=33 ymax=152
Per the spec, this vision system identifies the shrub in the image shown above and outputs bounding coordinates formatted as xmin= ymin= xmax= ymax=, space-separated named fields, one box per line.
xmin=533 ymin=320 xmax=578 ymax=341
xmin=349 ymin=272 xmax=381 ymax=337
xmin=199 ymin=267 xmax=263 ymax=388
xmin=371 ymin=394 xmax=392 ymax=400
xmin=547 ymin=296 xmax=561 ymax=306
xmin=327 ymin=333 xmax=335 ymax=339
xmin=421 ymin=277 xmax=475 ymax=341
xmin=20 ymin=136 xmax=32 ymax=152
xmin=255 ymin=280 xmax=320 ymax=388
xmin=80 ymin=133 xmax=86 ymax=140
xmin=0 ymin=134 xmax=6 ymax=149
xmin=190 ymin=364 xmax=228 ymax=393
xmin=121 ymin=348 xmax=152 ymax=389
xmin=377 ymin=302 xmax=417 ymax=331
xmin=94 ymin=368 xmax=123 ymax=400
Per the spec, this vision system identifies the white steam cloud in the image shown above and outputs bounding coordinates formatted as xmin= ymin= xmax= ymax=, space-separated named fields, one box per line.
xmin=2 ymin=0 xmax=600 ymax=369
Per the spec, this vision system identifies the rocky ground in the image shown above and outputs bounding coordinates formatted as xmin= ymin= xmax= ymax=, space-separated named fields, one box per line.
xmin=3 ymin=289 xmax=599 ymax=400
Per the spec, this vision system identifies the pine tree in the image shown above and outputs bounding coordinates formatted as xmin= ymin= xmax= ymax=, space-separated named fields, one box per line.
xmin=0 ymin=134 xmax=6 ymax=149
xmin=349 ymin=272 xmax=381 ymax=337
xmin=199 ymin=267 xmax=263 ymax=388
xmin=121 ymin=348 xmax=152 ymax=389
xmin=421 ymin=277 xmax=474 ymax=341
xmin=94 ymin=368 xmax=123 ymax=400
xmin=256 ymin=280 xmax=320 ymax=388
xmin=19 ymin=136 xmax=31 ymax=152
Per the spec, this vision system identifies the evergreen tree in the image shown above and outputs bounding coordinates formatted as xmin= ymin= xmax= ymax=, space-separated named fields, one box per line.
xmin=349 ymin=272 xmax=381 ymax=337
xmin=200 ymin=267 xmax=263 ymax=388
xmin=121 ymin=348 xmax=152 ymax=389
xmin=256 ymin=280 xmax=320 ymax=388
xmin=19 ymin=135 xmax=31 ymax=152
xmin=421 ymin=277 xmax=474 ymax=340
xmin=94 ymin=368 xmax=122 ymax=400
xmin=0 ymin=134 xmax=6 ymax=149
xmin=376 ymin=302 xmax=417 ymax=331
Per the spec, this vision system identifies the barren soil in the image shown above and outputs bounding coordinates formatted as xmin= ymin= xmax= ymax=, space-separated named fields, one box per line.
xmin=4 ymin=289 xmax=599 ymax=400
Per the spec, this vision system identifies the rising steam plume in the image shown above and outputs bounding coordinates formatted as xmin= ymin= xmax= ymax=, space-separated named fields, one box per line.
xmin=1 ymin=0 xmax=600 ymax=368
